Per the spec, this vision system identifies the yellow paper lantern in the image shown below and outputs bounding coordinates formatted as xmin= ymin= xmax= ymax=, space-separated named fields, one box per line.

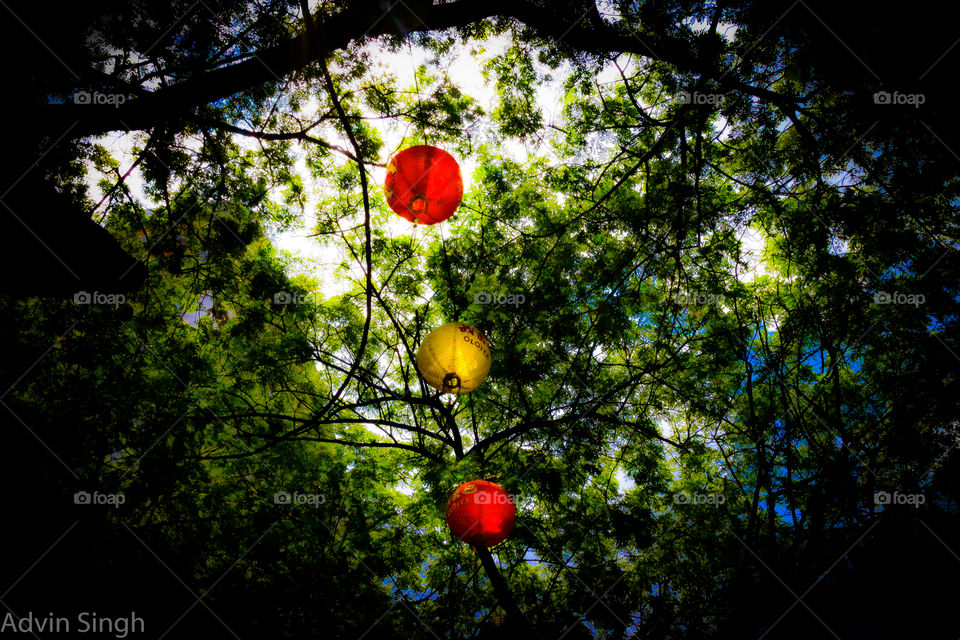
xmin=416 ymin=322 xmax=492 ymax=394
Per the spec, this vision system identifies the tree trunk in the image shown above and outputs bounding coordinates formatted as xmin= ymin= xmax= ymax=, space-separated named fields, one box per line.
xmin=473 ymin=545 xmax=532 ymax=632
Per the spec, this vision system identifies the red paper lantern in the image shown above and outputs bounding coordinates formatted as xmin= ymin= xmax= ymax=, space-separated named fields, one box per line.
xmin=384 ymin=145 xmax=463 ymax=224
xmin=445 ymin=480 xmax=516 ymax=547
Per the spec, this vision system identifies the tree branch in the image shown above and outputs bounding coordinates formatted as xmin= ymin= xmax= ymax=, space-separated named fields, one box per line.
xmin=45 ymin=0 xmax=800 ymax=137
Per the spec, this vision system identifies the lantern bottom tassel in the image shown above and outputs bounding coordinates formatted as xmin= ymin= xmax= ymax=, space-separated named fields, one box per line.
xmin=442 ymin=372 xmax=462 ymax=392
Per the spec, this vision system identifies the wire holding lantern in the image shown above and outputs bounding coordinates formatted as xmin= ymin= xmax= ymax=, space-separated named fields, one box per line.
xmin=384 ymin=145 xmax=463 ymax=225
xmin=445 ymin=480 xmax=517 ymax=547
xmin=416 ymin=321 xmax=491 ymax=394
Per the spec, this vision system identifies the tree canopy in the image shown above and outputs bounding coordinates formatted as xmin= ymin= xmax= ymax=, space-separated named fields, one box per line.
xmin=2 ymin=1 xmax=959 ymax=638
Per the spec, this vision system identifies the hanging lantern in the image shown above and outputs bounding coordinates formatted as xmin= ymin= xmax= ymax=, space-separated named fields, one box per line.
xmin=416 ymin=321 xmax=491 ymax=394
xmin=384 ymin=145 xmax=463 ymax=224
xmin=446 ymin=480 xmax=516 ymax=547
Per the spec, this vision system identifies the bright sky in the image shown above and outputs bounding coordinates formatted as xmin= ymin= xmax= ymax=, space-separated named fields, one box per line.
xmin=267 ymin=32 xmax=573 ymax=296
